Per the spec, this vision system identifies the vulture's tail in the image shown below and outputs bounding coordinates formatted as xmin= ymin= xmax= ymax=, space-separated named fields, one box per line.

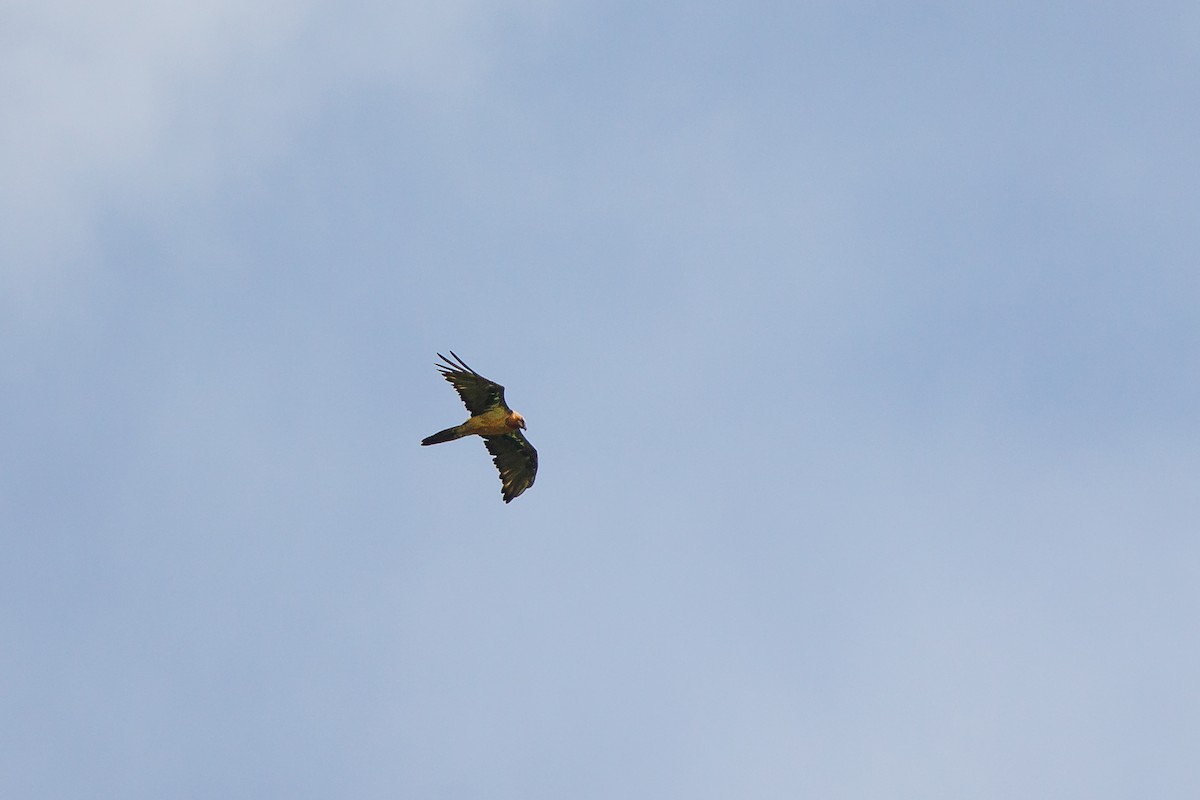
xmin=421 ymin=425 xmax=466 ymax=446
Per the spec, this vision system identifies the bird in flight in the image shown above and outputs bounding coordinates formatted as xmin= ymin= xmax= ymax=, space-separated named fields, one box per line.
xmin=421 ymin=351 xmax=538 ymax=503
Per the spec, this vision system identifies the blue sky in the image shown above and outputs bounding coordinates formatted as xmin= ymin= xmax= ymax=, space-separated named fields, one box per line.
xmin=3 ymin=2 xmax=1199 ymax=797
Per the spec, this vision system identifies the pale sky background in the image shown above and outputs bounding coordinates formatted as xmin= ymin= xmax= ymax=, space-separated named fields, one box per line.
xmin=3 ymin=2 xmax=1199 ymax=797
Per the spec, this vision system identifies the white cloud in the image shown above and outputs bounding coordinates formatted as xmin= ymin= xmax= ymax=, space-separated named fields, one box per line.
xmin=0 ymin=0 xmax=554 ymax=323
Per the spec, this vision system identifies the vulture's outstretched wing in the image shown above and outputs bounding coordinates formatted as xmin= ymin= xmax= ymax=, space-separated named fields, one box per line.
xmin=436 ymin=351 xmax=508 ymax=416
xmin=483 ymin=432 xmax=538 ymax=503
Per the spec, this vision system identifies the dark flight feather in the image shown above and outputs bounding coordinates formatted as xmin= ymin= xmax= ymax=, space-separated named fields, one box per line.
xmin=435 ymin=351 xmax=508 ymax=416
xmin=483 ymin=432 xmax=538 ymax=503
